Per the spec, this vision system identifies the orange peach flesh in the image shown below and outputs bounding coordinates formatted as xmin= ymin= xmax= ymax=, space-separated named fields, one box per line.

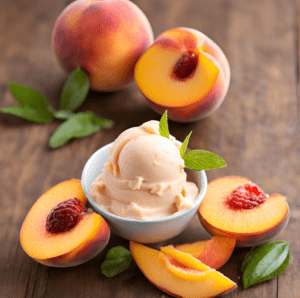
xmin=175 ymin=240 xmax=209 ymax=256
xmin=20 ymin=180 xmax=110 ymax=262
xmin=175 ymin=236 xmax=236 ymax=269
xmin=21 ymin=212 xmax=108 ymax=260
xmin=37 ymin=214 xmax=110 ymax=267
xmin=130 ymin=241 xmax=237 ymax=298
xmin=134 ymin=45 xmax=219 ymax=107
xmin=160 ymin=254 xmax=213 ymax=281
xmin=160 ymin=253 xmax=235 ymax=283
xmin=198 ymin=177 xmax=290 ymax=246
xmin=160 ymin=245 xmax=210 ymax=271
xmin=134 ymin=27 xmax=230 ymax=122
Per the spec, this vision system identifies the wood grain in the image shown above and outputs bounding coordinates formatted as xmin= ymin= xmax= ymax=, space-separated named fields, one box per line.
xmin=0 ymin=0 xmax=299 ymax=297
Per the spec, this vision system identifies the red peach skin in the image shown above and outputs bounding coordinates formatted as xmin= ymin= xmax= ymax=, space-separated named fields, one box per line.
xmin=52 ymin=0 xmax=154 ymax=91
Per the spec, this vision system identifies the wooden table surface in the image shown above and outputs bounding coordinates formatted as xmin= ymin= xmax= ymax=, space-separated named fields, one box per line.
xmin=1 ymin=0 xmax=299 ymax=297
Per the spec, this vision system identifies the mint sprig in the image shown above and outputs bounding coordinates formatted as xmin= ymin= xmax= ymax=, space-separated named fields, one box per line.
xmin=101 ymin=246 xmax=132 ymax=278
xmin=60 ymin=67 xmax=89 ymax=111
xmin=159 ymin=111 xmax=226 ymax=171
xmin=180 ymin=131 xmax=192 ymax=158
xmin=49 ymin=112 xmax=113 ymax=149
xmin=242 ymin=241 xmax=290 ymax=289
xmin=183 ymin=150 xmax=227 ymax=171
xmin=159 ymin=110 xmax=169 ymax=139
xmin=0 ymin=67 xmax=114 ymax=148
xmin=0 ymin=82 xmax=54 ymax=123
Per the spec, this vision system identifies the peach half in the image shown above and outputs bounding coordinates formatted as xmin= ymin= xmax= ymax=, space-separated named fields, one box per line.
xmin=130 ymin=241 xmax=237 ymax=298
xmin=134 ymin=27 xmax=230 ymax=122
xmin=198 ymin=177 xmax=290 ymax=247
xmin=20 ymin=179 xmax=110 ymax=267
xmin=52 ymin=0 xmax=154 ymax=91
xmin=171 ymin=236 xmax=236 ymax=269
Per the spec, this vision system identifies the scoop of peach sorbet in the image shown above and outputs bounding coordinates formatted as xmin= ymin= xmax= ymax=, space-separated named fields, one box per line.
xmin=89 ymin=120 xmax=199 ymax=220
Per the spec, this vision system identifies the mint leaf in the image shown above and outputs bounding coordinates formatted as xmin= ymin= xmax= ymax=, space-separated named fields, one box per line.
xmin=0 ymin=106 xmax=52 ymax=123
xmin=54 ymin=110 xmax=75 ymax=120
xmin=159 ymin=110 xmax=169 ymax=138
xmin=7 ymin=82 xmax=51 ymax=110
xmin=180 ymin=131 xmax=192 ymax=158
xmin=242 ymin=241 xmax=290 ymax=289
xmin=101 ymin=246 xmax=132 ymax=277
xmin=49 ymin=112 xmax=114 ymax=149
xmin=183 ymin=150 xmax=227 ymax=171
xmin=60 ymin=67 xmax=89 ymax=111
xmin=0 ymin=82 xmax=54 ymax=123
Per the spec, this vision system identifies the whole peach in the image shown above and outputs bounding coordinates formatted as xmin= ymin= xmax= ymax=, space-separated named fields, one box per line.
xmin=52 ymin=0 xmax=154 ymax=91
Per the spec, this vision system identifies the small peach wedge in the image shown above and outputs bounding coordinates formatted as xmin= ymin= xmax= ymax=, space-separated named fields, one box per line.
xmin=198 ymin=176 xmax=290 ymax=247
xmin=173 ymin=236 xmax=236 ymax=269
xmin=20 ymin=180 xmax=110 ymax=267
xmin=52 ymin=0 xmax=154 ymax=91
xmin=130 ymin=241 xmax=237 ymax=298
xmin=158 ymin=253 xmax=210 ymax=281
xmin=134 ymin=27 xmax=230 ymax=122
xmin=160 ymin=245 xmax=210 ymax=271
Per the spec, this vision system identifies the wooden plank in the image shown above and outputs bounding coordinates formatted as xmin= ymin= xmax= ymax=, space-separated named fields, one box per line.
xmin=0 ymin=0 xmax=299 ymax=297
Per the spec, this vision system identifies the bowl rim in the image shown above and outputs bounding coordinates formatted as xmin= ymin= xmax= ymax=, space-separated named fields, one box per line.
xmin=81 ymin=142 xmax=207 ymax=224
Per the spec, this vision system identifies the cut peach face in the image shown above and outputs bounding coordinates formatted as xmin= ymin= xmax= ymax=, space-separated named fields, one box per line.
xmin=52 ymin=0 xmax=154 ymax=91
xmin=198 ymin=176 xmax=290 ymax=247
xmin=173 ymin=236 xmax=236 ymax=269
xmin=130 ymin=241 xmax=237 ymax=298
xmin=20 ymin=180 xmax=110 ymax=267
xmin=134 ymin=27 xmax=230 ymax=122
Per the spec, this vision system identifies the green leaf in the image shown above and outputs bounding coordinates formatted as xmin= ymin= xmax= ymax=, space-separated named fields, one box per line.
xmin=183 ymin=150 xmax=227 ymax=171
xmin=60 ymin=67 xmax=89 ymax=111
xmin=0 ymin=106 xmax=51 ymax=123
xmin=7 ymin=82 xmax=51 ymax=110
xmin=101 ymin=246 xmax=132 ymax=277
xmin=159 ymin=110 xmax=169 ymax=139
xmin=49 ymin=111 xmax=114 ymax=149
xmin=180 ymin=131 xmax=192 ymax=158
xmin=0 ymin=82 xmax=54 ymax=123
xmin=54 ymin=109 xmax=75 ymax=120
xmin=242 ymin=241 xmax=290 ymax=289
xmin=241 ymin=243 xmax=270 ymax=272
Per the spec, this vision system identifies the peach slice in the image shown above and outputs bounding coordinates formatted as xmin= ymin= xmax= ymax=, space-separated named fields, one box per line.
xmin=52 ymin=0 xmax=154 ymax=91
xmin=172 ymin=236 xmax=236 ymax=269
xmin=130 ymin=241 xmax=237 ymax=298
xmin=198 ymin=176 xmax=290 ymax=247
xmin=20 ymin=179 xmax=110 ymax=267
xmin=159 ymin=254 xmax=212 ymax=281
xmin=134 ymin=27 xmax=230 ymax=122
xmin=160 ymin=245 xmax=210 ymax=271
xmin=160 ymin=253 xmax=234 ymax=284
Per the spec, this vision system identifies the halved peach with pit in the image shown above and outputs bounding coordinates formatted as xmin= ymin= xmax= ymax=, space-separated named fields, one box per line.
xmin=130 ymin=241 xmax=237 ymax=298
xmin=198 ymin=176 xmax=290 ymax=247
xmin=134 ymin=27 xmax=230 ymax=122
xmin=20 ymin=179 xmax=110 ymax=267
xmin=172 ymin=236 xmax=236 ymax=269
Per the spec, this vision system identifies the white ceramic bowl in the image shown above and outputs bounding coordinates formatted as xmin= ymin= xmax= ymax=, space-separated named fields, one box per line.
xmin=81 ymin=143 xmax=207 ymax=243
